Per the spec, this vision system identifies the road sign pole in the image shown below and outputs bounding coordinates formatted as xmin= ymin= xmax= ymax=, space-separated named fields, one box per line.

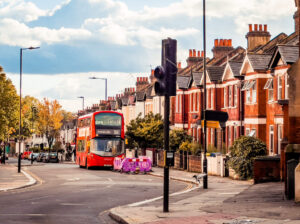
xmin=163 ymin=94 xmax=170 ymax=213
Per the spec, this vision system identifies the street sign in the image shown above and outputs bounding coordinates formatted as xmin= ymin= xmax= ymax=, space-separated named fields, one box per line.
xmin=200 ymin=120 xmax=221 ymax=129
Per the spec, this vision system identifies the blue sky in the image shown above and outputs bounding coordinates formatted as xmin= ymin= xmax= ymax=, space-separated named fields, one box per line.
xmin=0 ymin=0 xmax=296 ymax=112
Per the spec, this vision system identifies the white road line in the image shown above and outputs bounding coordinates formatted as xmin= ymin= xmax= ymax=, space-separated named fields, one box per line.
xmin=60 ymin=203 xmax=85 ymax=206
xmin=128 ymin=185 xmax=201 ymax=207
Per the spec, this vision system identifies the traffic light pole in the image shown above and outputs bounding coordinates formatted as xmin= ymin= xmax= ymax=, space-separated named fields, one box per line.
xmin=163 ymin=93 xmax=170 ymax=213
xmin=203 ymin=0 xmax=208 ymax=189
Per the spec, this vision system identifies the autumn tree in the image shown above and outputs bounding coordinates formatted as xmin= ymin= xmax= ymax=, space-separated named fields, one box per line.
xmin=36 ymin=98 xmax=63 ymax=150
xmin=0 ymin=66 xmax=19 ymax=142
xmin=21 ymin=96 xmax=40 ymax=138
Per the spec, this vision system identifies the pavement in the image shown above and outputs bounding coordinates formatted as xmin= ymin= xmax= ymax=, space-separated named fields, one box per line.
xmin=109 ymin=167 xmax=300 ymax=224
xmin=1 ymin=161 xmax=300 ymax=224
xmin=0 ymin=163 xmax=36 ymax=191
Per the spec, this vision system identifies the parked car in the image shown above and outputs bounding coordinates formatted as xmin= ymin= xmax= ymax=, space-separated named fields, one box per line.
xmin=48 ymin=152 xmax=59 ymax=163
xmin=42 ymin=153 xmax=49 ymax=163
xmin=37 ymin=152 xmax=48 ymax=162
xmin=29 ymin=153 xmax=39 ymax=161
xmin=21 ymin=151 xmax=32 ymax=159
xmin=36 ymin=152 xmax=44 ymax=162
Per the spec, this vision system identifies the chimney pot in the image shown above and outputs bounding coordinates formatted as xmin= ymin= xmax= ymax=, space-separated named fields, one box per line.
xmin=264 ymin=24 xmax=267 ymax=32
xmin=254 ymin=24 xmax=258 ymax=31
xmin=193 ymin=49 xmax=196 ymax=57
xmin=259 ymin=24 xmax=262 ymax=31
xmin=189 ymin=49 xmax=192 ymax=57
xmin=178 ymin=62 xmax=181 ymax=69
xmin=151 ymin=69 xmax=154 ymax=75
xmin=224 ymin=39 xmax=228 ymax=46
xmin=249 ymin=24 xmax=253 ymax=32
xmin=197 ymin=51 xmax=200 ymax=57
xmin=219 ymin=39 xmax=224 ymax=46
xmin=228 ymin=39 xmax=232 ymax=47
xmin=201 ymin=51 xmax=204 ymax=57
xmin=214 ymin=39 xmax=218 ymax=47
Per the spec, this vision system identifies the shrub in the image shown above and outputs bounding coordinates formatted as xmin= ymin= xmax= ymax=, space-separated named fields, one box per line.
xmin=227 ymin=136 xmax=267 ymax=180
xmin=179 ymin=141 xmax=201 ymax=156
xmin=207 ymin=144 xmax=218 ymax=153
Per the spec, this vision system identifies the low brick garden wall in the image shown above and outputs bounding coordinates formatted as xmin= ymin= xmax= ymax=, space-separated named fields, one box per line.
xmin=188 ymin=155 xmax=202 ymax=173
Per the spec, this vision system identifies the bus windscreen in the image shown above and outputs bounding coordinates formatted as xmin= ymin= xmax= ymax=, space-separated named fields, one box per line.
xmin=95 ymin=113 xmax=121 ymax=126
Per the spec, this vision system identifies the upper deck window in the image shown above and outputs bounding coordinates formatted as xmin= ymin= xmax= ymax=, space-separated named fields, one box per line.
xmin=95 ymin=113 xmax=122 ymax=126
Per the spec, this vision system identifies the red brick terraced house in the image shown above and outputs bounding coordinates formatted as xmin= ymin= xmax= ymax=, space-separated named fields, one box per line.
xmin=200 ymin=66 xmax=226 ymax=149
xmin=266 ymin=44 xmax=299 ymax=155
xmin=221 ymin=60 xmax=245 ymax=149
xmin=239 ymin=53 xmax=272 ymax=144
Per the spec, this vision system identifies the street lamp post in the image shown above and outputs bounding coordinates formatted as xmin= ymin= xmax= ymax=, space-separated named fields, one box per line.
xmin=202 ymin=0 xmax=208 ymax=189
xmin=77 ymin=96 xmax=84 ymax=111
xmin=89 ymin=77 xmax=107 ymax=101
xmin=18 ymin=46 xmax=40 ymax=173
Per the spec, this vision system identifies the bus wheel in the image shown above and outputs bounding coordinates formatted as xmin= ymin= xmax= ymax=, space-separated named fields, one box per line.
xmin=85 ymin=158 xmax=88 ymax=169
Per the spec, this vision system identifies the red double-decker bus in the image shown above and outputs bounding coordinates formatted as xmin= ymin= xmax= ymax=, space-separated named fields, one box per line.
xmin=76 ymin=111 xmax=125 ymax=168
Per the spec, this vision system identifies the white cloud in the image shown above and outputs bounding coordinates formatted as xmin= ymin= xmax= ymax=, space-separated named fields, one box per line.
xmin=6 ymin=72 xmax=147 ymax=112
xmin=84 ymin=0 xmax=296 ymax=47
xmin=0 ymin=18 xmax=91 ymax=47
xmin=0 ymin=0 xmax=71 ymax=22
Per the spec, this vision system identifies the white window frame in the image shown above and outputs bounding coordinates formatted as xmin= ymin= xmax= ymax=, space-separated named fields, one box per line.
xmin=176 ymin=95 xmax=179 ymax=113
xmin=206 ymin=89 xmax=210 ymax=109
xmin=252 ymin=81 xmax=257 ymax=103
xmin=278 ymin=125 xmax=282 ymax=155
xmin=246 ymin=128 xmax=250 ymax=136
xmin=193 ymin=93 xmax=197 ymax=112
xmin=278 ymin=76 xmax=282 ymax=100
xmin=229 ymin=86 xmax=232 ymax=107
xmin=211 ymin=89 xmax=214 ymax=109
xmin=224 ymin=87 xmax=227 ymax=108
xmin=264 ymin=79 xmax=274 ymax=102
xmin=228 ymin=126 xmax=231 ymax=146
xmin=246 ymin=89 xmax=251 ymax=104
xmin=269 ymin=125 xmax=274 ymax=155
xmin=285 ymin=73 xmax=289 ymax=100
xmin=234 ymin=85 xmax=238 ymax=107
xmin=189 ymin=94 xmax=192 ymax=112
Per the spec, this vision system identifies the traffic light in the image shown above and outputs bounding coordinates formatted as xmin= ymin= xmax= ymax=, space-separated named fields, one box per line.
xmin=154 ymin=38 xmax=177 ymax=96
xmin=154 ymin=66 xmax=166 ymax=96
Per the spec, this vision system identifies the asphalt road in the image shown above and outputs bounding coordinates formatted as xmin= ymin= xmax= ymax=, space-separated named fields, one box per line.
xmin=0 ymin=159 xmax=187 ymax=224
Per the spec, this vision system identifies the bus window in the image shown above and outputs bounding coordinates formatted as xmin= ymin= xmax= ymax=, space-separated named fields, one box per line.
xmin=90 ymin=138 xmax=124 ymax=156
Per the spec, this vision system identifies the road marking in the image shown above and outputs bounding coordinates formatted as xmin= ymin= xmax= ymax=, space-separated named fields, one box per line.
xmin=218 ymin=192 xmax=240 ymax=195
xmin=67 ymin=177 xmax=80 ymax=181
xmin=128 ymin=185 xmax=201 ymax=207
xmin=60 ymin=203 xmax=85 ymax=206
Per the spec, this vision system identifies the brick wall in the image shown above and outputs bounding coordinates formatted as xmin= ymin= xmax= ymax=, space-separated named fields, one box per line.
xmin=188 ymin=155 xmax=202 ymax=173
xmin=253 ymin=156 xmax=281 ymax=183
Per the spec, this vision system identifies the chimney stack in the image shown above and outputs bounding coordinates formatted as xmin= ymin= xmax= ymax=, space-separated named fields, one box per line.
xmin=246 ymin=23 xmax=271 ymax=52
xmin=212 ymin=39 xmax=234 ymax=59
xmin=186 ymin=49 xmax=204 ymax=67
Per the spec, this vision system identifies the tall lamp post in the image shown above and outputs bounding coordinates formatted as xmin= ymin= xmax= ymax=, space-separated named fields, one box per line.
xmin=89 ymin=77 xmax=107 ymax=101
xmin=18 ymin=46 xmax=40 ymax=173
xmin=77 ymin=96 xmax=84 ymax=111
xmin=202 ymin=0 xmax=208 ymax=189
